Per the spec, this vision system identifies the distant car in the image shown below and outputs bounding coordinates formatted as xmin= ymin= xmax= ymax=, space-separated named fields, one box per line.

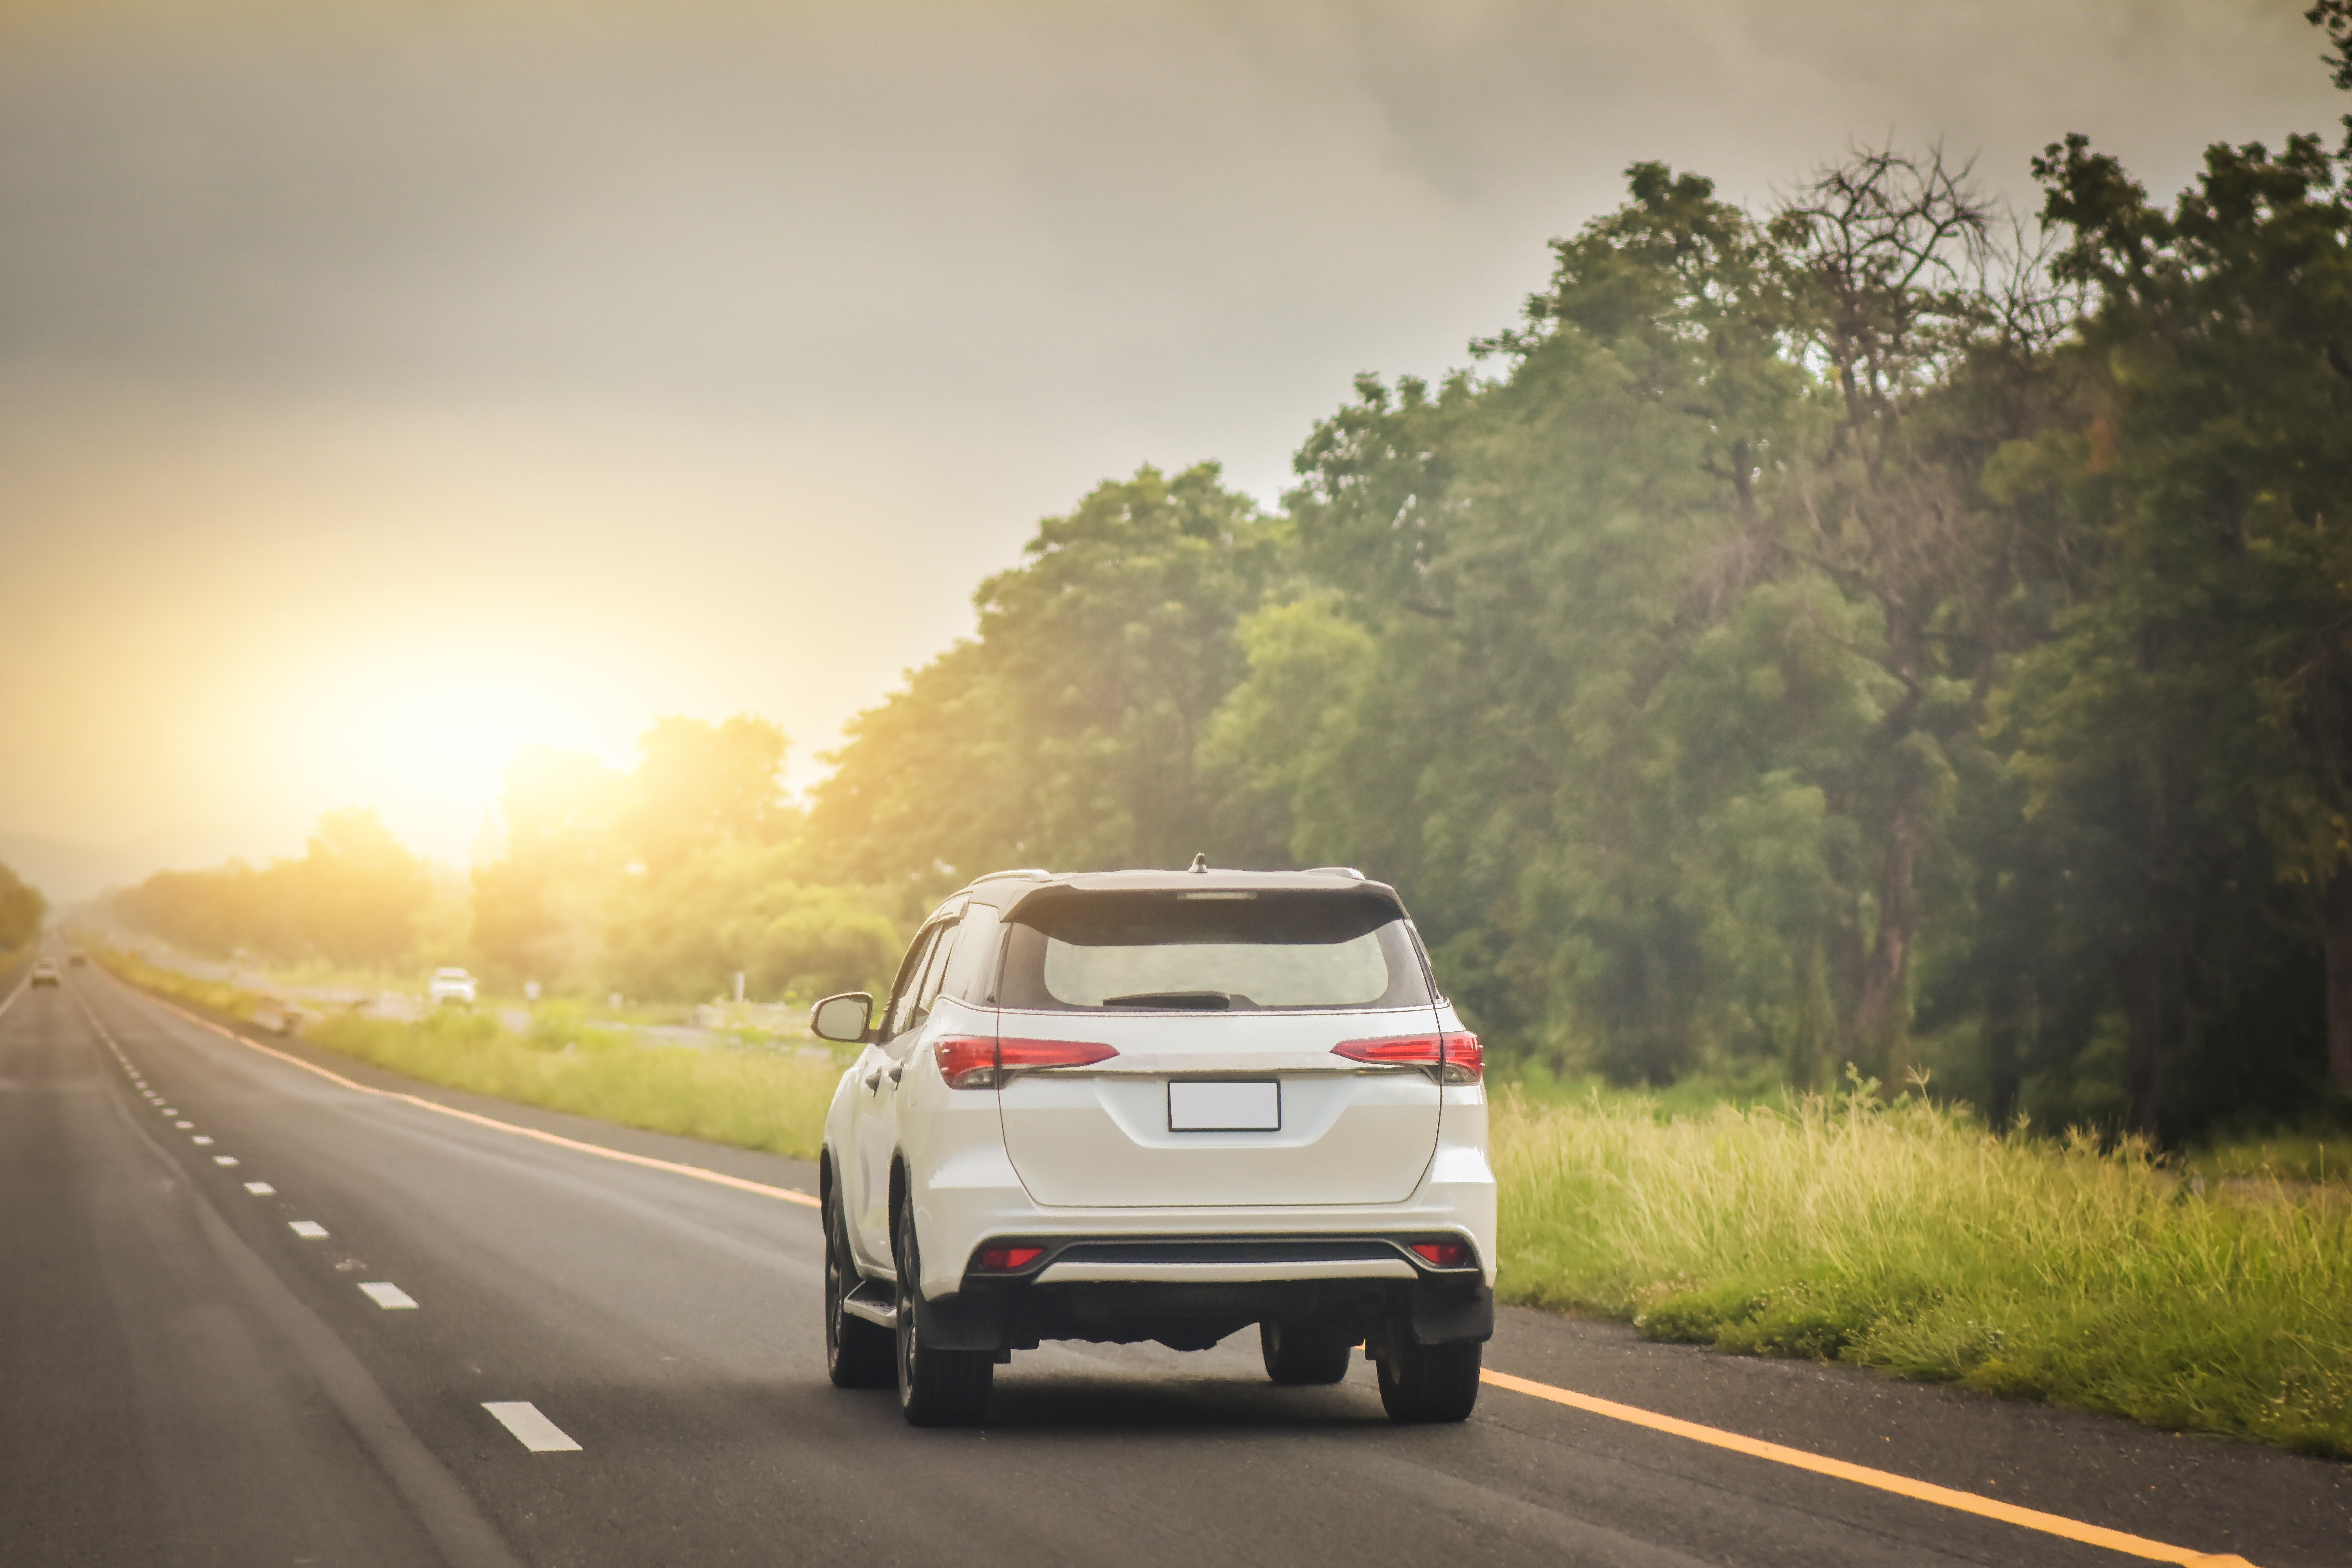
xmin=67 ymin=951 xmax=87 ymax=968
xmin=29 ymin=960 xmax=60 ymax=988
xmin=428 ymin=967 xmax=478 ymax=1004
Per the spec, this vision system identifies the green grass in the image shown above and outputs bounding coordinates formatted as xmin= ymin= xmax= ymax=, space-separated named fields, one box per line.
xmin=1494 ymin=1083 xmax=2352 ymax=1457
xmin=101 ymin=949 xmax=843 ymax=1161
xmin=104 ymin=947 xmax=269 ymax=1022
xmin=2186 ymin=1135 xmax=2351 ymax=1190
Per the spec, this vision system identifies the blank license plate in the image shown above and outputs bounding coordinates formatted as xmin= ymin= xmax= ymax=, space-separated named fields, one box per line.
xmin=1168 ymin=1080 xmax=1280 ymax=1131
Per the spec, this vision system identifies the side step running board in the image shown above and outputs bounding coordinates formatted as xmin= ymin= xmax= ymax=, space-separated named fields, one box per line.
xmin=842 ymin=1281 xmax=897 ymax=1328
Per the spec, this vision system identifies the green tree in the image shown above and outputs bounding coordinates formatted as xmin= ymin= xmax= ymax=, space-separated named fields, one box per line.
xmin=2006 ymin=123 xmax=2352 ymax=1116
xmin=619 ymin=715 xmax=793 ymax=878
xmin=808 ymin=463 xmax=1285 ymax=896
xmin=0 ymin=862 xmax=45 ymax=951
xmin=1249 ymin=164 xmax=1809 ymax=1078
xmin=601 ymin=840 xmax=899 ymax=1003
xmin=294 ymin=808 xmax=432 ymax=965
xmin=114 ymin=811 xmax=430 ymax=969
xmin=471 ymin=745 xmax=627 ymax=989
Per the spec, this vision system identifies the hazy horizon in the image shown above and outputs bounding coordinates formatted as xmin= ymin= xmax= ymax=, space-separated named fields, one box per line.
xmin=4 ymin=0 xmax=2341 ymax=901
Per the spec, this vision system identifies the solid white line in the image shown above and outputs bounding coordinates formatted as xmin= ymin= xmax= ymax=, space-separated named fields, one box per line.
xmin=0 ymin=977 xmax=27 ymax=1019
xmin=289 ymin=1220 xmax=328 ymax=1238
xmin=482 ymin=1402 xmax=582 ymax=1453
xmin=126 ymin=984 xmax=822 ymax=1212
xmin=359 ymin=1281 xmax=418 ymax=1310
xmin=212 ymin=1155 xmax=239 ymax=1166
xmin=244 ymin=1181 xmax=276 ymax=1194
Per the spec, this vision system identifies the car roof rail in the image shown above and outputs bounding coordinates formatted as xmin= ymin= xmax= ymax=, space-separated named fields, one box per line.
xmin=969 ymin=868 xmax=1054 ymax=885
xmin=1305 ymin=866 xmax=1367 ymax=880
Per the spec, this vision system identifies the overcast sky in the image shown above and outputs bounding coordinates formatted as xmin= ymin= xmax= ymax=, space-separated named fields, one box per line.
xmin=2 ymin=0 xmax=2341 ymax=898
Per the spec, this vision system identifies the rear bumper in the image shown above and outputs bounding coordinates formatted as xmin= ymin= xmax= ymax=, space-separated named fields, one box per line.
xmin=909 ymin=1124 xmax=1498 ymax=1299
xmin=915 ymin=1232 xmax=1493 ymax=1354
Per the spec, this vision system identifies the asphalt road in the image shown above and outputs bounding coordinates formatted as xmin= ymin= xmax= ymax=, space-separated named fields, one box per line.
xmin=4 ymin=962 xmax=2346 ymax=1568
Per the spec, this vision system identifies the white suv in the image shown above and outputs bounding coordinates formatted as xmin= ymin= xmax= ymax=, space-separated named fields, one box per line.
xmin=811 ymin=865 xmax=1495 ymax=1427
xmin=428 ymin=967 xmax=478 ymax=1004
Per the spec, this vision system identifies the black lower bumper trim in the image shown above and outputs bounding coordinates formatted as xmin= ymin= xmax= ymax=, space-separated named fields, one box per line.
xmin=917 ymin=1275 xmax=1494 ymax=1355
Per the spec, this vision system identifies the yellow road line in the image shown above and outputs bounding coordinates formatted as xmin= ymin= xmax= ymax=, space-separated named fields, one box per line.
xmin=1480 ymin=1368 xmax=2256 ymax=1566
xmin=109 ymin=979 xmax=822 ymax=1211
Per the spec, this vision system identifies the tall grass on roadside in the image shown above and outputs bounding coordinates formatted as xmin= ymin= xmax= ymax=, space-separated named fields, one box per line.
xmin=1494 ymin=1083 xmax=2352 ymax=1458
xmin=102 ymin=950 xmax=840 ymax=1161
xmin=103 ymin=948 xmax=268 ymax=1022
xmin=304 ymin=1013 xmax=841 ymax=1160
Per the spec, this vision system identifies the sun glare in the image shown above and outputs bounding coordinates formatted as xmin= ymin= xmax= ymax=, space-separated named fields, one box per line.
xmin=286 ymin=644 xmax=641 ymax=864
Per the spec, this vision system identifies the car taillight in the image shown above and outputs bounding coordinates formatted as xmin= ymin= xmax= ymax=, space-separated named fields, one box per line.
xmin=1410 ymin=1240 xmax=1472 ymax=1269
xmin=935 ymin=1036 xmax=1118 ymax=1089
xmin=1439 ymin=1031 xmax=1482 ymax=1084
xmin=934 ymin=1036 xmax=1000 ymax=1089
xmin=1334 ymin=1031 xmax=1481 ymax=1083
xmin=977 ymin=1245 xmax=1045 ymax=1271
xmin=1333 ymin=1033 xmax=1443 ymax=1067
xmin=996 ymin=1038 xmax=1118 ymax=1071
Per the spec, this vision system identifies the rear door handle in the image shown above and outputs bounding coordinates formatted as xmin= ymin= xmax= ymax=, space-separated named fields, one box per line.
xmin=863 ymin=1068 xmax=883 ymax=1092
xmin=886 ymin=1063 xmax=904 ymax=1087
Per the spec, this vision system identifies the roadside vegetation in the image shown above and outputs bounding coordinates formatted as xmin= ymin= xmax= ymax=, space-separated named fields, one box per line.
xmin=102 ymin=950 xmax=839 ymax=1161
xmin=0 ymin=860 xmax=45 ymax=957
xmin=1493 ymin=1082 xmax=2352 ymax=1459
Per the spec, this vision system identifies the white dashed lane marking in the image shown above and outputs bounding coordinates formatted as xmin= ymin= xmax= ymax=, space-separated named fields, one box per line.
xmin=482 ymin=1403 xmax=582 ymax=1453
xmin=243 ymin=1182 xmax=275 ymax=1195
xmin=288 ymin=1221 xmax=328 ymax=1238
xmin=359 ymin=1282 xmax=417 ymax=1310
xmin=192 ymin=1136 xmax=214 ymax=1145
xmin=173 ymin=1120 xmax=192 ymax=1128
xmin=212 ymin=1156 xmax=240 ymax=1167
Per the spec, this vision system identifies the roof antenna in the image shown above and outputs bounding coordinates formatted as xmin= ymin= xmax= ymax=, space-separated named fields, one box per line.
xmin=1188 ymin=852 xmax=1209 ymax=874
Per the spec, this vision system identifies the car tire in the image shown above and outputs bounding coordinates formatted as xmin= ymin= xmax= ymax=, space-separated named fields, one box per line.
xmin=1259 ymin=1320 xmax=1353 ymax=1385
xmin=1376 ymin=1339 xmax=1482 ymax=1423
xmin=823 ymin=1187 xmax=893 ymax=1389
xmin=894 ymin=1201 xmax=992 ymax=1427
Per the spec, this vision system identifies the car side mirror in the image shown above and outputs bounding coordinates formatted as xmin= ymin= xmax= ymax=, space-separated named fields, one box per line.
xmin=810 ymin=991 xmax=875 ymax=1044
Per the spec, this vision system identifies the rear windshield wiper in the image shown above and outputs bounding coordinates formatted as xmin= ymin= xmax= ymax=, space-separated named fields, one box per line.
xmin=1102 ymin=990 xmax=1233 ymax=1010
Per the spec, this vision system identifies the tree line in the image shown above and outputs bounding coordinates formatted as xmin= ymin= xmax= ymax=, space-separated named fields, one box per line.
xmin=115 ymin=718 xmax=904 ymax=1006
xmin=114 ymin=808 xmax=441 ymax=969
xmin=803 ymin=11 xmax=2352 ymax=1140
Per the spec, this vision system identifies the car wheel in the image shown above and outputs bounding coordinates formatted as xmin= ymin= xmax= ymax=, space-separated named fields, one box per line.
xmin=1259 ymin=1320 xmax=1353 ymax=1385
xmin=823 ymin=1187 xmax=893 ymax=1389
xmin=893 ymin=1201 xmax=992 ymax=1427
xmin=1376 ymin=1339 xmax=1482 ymax=1423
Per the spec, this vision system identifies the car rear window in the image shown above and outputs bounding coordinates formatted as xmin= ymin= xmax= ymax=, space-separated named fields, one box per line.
xmin=997 ymin=890 xmax=1432 ymax=1012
